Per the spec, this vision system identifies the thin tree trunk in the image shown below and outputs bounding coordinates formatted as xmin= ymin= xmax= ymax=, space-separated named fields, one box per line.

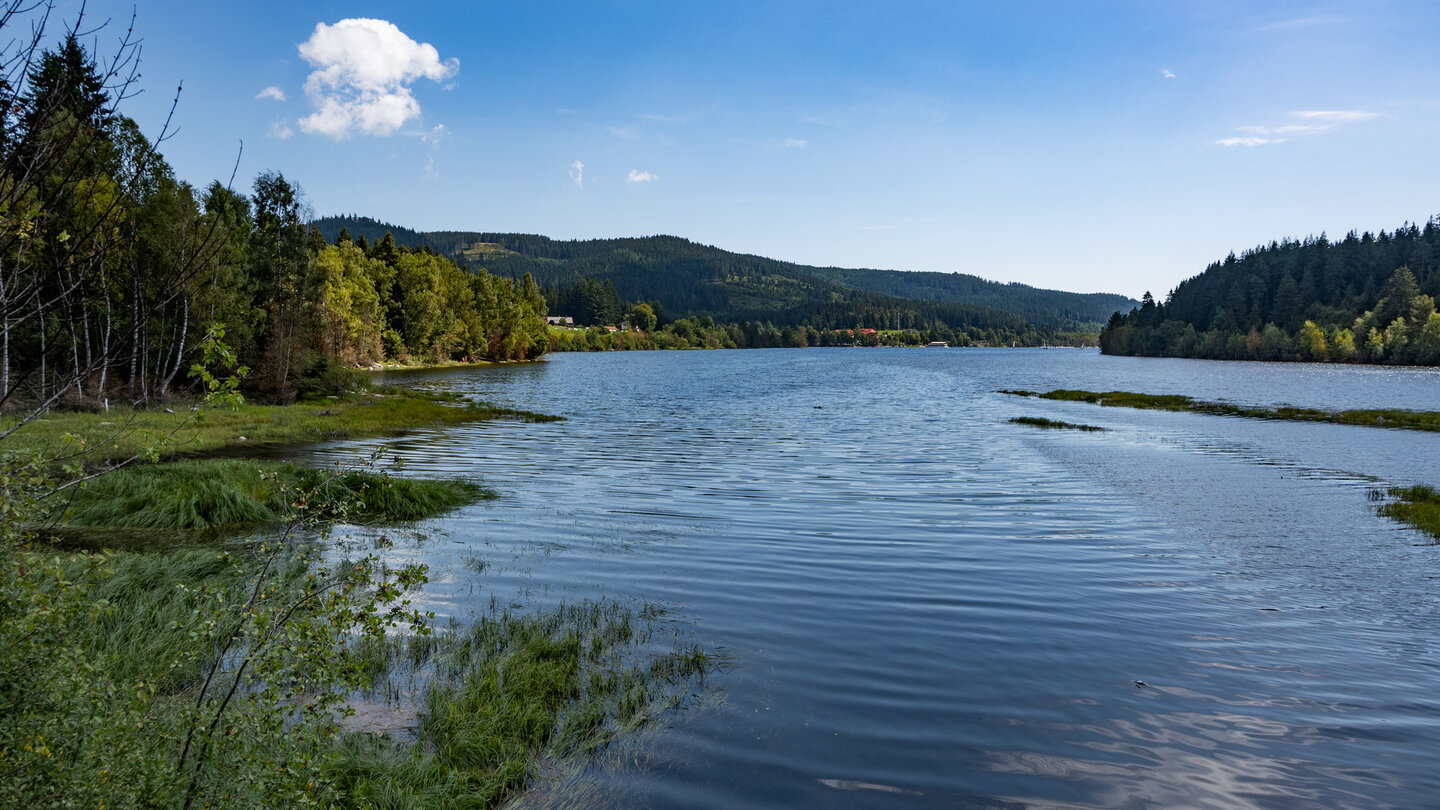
xmin=70 ymin=321 xmax=82 ymax=398
xmin=2 ymin=313 xmax=9 ymax=404
xmin=140 ymin=321 xmax=149 ymax=405
xmin=98 ymin=286 xmax=112 ymax=400
xmin=37 ymin=294 xmax=46 ymax=405
xmin=129 ymin=271 xmax=139 ymax=400
xmin=1 ymin=266 xmax=9 ymax=403
xmin=82 ymin=304 xmax=93 ymax=396
xmin=161 ymin=297 xmax=188 ymax=398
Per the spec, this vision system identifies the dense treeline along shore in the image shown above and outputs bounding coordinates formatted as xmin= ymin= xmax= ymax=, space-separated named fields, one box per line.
xmin=1101 ymin=219 xmax=1440 ymax=365
xmin=318 ymin=215 xmax=1134 ymax=350
xmin=0 ymin=11 xmax=710 ymax=808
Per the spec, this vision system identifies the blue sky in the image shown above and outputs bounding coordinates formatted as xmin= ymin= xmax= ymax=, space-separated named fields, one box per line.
xmin=52 ymin=1 xmax=1440 ymax=297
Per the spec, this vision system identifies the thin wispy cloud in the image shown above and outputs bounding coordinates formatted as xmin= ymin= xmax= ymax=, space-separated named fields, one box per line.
xmin=1252 ymin=15 xmax=1345 ymax=32
xmin=297 ymin=18 xmax=458 ymax=139
xmin=1161 ymin=69 xmax=1175 ymax=79
xmin=606 ymin=125 xmax=641 ymax=140
xmin=569 ymin=160 xmax=585 ymax=189
xmin=626 ymin=169 xmax=657 ymax=183
xmin=638 ymin=113 xmax=692 ymax=125
xmin=267 ymin=119 xmax=295 ymax=140
xmin=419 ymin=124 xmax=448 ymax=179
xmin=764 ymin=137 xmax=808 ymax=149
xmin=1293 ymin=110 xmax=1382 ymax=123
xmin=255 ymin=86 xmax=287 ymax=101
xmin=1217 ymin=109 xmax=1380 ymax=147
xmin=1216 ymin=136 xmax=1282 ymax=148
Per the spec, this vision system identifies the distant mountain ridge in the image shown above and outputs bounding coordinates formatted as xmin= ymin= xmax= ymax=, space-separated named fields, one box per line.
xmin=314 ymin=215 xmax=1137 ymax=332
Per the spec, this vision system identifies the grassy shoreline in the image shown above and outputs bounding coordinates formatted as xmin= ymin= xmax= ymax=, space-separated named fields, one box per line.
xmin=1000 ymin=388 xmax=1440 ymax=432
xmin=2 ymin=386 xmax=715 ymax=807
xmin=2 ymin=388 xmax=561 ymax=467
xmin=365 ymin=357 xmax=549 ymax=373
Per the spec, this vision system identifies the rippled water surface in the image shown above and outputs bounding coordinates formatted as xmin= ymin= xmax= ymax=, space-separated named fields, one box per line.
xmin=295 ymin=349 xmax=1440 ymax=808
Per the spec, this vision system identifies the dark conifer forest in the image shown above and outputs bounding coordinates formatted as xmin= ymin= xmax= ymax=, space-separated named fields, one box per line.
xmin=1100 ymin=222 xmax=1440 ymax=364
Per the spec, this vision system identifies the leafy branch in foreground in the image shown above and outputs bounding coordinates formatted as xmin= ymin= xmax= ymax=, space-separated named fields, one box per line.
xmin=171 ymin=462 xmax=433 ymax=810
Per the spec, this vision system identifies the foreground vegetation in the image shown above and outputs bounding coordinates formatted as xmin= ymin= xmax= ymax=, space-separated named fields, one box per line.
xmin=1000 ymin=389 xmax=1440 ymax=433
xmin=3 ymin=388 xmax=708 ymax=808
xmin=1373 ymin=485 xmax=1440 ymax=540
xmin=2 ymin=536 xmax=713 ymax=809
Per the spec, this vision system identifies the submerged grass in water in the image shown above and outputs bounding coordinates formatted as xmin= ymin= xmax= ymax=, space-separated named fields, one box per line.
xmin=1001 ymin=389 xmax=1440 ymax=432
xmin=330 ymin=601 xmax=713 ymax=808
xmin=4 ymin=544 xmax=713 ymax=808
xmin=1373 ymin=485 xmax=1440 ymax=540
xmin=1008 ymin=416 xmax=1107 ymax=432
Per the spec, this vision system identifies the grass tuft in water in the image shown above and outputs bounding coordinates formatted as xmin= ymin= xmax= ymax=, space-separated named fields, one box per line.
xmin=1008 ymin=416 xmax=1107 ymax=432
xmin=54 ymin=459 xmax=490 ymax=532
xmin=1374 ymin=484 xmax=1440 ymax=540
xmin=327 ymin=601 xmax=714 ymax=808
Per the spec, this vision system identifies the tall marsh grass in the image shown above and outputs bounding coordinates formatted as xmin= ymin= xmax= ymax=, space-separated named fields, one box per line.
xmin=1374 ymin=484 xmax=1440 ymax=540
xmin=54 ymin=459 xmax=490 ymax=532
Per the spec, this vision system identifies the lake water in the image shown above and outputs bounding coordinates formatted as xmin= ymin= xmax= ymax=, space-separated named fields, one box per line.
xmin=296 ymin=349 xmax=1440 ymax=808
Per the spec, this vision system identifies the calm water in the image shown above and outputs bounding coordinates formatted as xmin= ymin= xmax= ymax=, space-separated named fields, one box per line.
xmin=298 ymin=349 xmax=1440 ymax=808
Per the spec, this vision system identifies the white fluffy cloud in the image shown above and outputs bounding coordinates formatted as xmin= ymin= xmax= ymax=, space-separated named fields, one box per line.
xmin=255 ymin=86 xmax=287 ymax=101
xmin=1161 ymin=69 xmax=1175 ymax=79
xmin=570 ymin=160 xmax=585 ymax=189
xmin=626 ymin=169 xmax=657 ymax=183
xmin=297 ymin=18 xmax=458 ymax=139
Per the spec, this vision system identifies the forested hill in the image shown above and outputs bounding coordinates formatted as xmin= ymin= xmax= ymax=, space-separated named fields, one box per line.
xmin=315 ymin=215 xmax=1136 ymax=333
xmin=1100 ymin=219 xmax=1440 ymax=365
xmin=803 ymin=266 xmax=1135 ymax=328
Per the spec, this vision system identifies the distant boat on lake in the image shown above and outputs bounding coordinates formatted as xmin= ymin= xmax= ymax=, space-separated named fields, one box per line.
xmin=926 ymin=341 xmax=949 ymax=348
